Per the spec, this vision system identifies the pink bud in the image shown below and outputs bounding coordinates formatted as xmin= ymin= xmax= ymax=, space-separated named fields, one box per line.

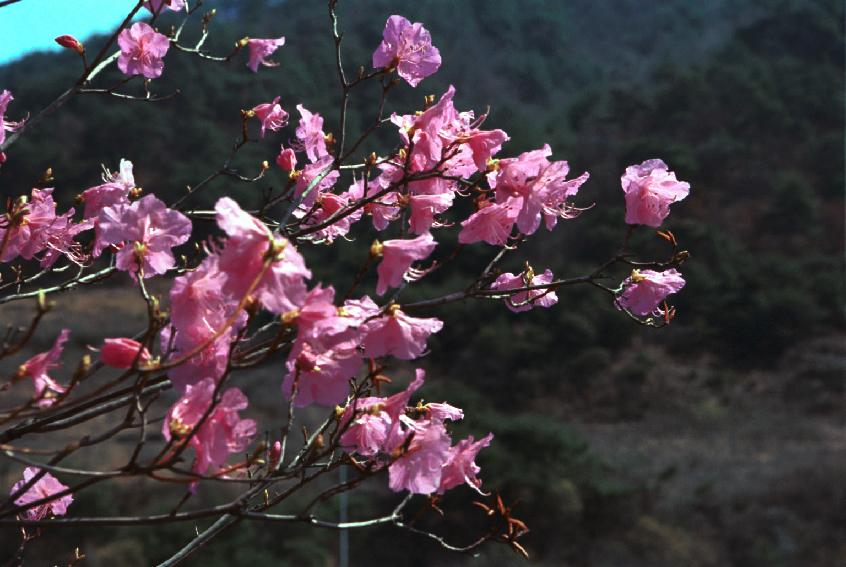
xmin=100 ymin=338 xmax=151 ymax=369
xmin=55 ymin=35 xmax=84 ymax=54
xmin=276 ymin=147 xmax=297 ymax=171
xmin=269 ymin=441 xmax=282 ymax=468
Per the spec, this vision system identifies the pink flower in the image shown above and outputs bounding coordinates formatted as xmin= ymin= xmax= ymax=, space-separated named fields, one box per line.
xmin=373 ymin=15 xmax=441 ymax=87
xmin=81 ymin=159 xmax=135 ymax=220
xmin=215 ymin=197 xmax=311 ymax=315
xmin=388 ymin=420 xmax=451 ymax=494
xmin=294 ymin=104 xmax=328 ymax=163
xmin=437 ymin=433 xmax=493 ymax=494
xmin=281 ymin=342 xmax=362 ymax=407
xmin=424 ymin=402 xmax=464 ymax=422
xmin=246 ymin=37 xmax=285 ymax=72
xmin=408 ymin=192 xmax=454 ymax=234
xmin=144 ymin=0 xmax=186 ymax=14
xmin=294 ymin=192 xmax=361 ymax=243
xmin=0 ymin=89 xmax=24 ymax=147
xmin=163 ymin=378 xmax=256 ymax=475
xmin=615 ymin=269 xmax=686 ymax=316
xmin=97 ymin=194 xmax=192 ymax=279
xmin=491 ymin=268 xmax=558 ymax=313
xmin=100 ymin=338 xmax=151 ymax=369
xmin=117 ymin=22 xmax=170 ymax=79
xmin=294 ymin=155 xmax=339 ymax=209
xmin=465 ymin=129 xmax=510 ymax=172
xmin=55 ymin=34 xmax=84 ymax=54
xmin=340 ymin=369 xmax=426 ymax=457
xmin=10 ymin=467 xmax=73 ymax=521
xmin=622 ymin=159 xmax=690 ymax=227
xmin=17 ymin=329 xmax=69 ymax=408
xmin=458 ymin=198 xmax=520 ymax=246
xmin=1 ymin=188 xmax=85 ymax=267
xmin=276 ymin=147 xmax=297 ymax=171
xmin=491 ymin=145 xmax=589 ymax=235
xmin=374 ymin=233 xmax=436 ymax=295
xmin=165 ymin=254 xmax=244 ymax=391
xmin=363 ymin=306 xmax=443 ymax=360
xmin=252 ymin=96 xmax=289 ymax=138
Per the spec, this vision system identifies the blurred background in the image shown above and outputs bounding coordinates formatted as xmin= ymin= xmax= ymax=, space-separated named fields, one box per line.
xmin=0 ymin=0 xmax=843 ymax=565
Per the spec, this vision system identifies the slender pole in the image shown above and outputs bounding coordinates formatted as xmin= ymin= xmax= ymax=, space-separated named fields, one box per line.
xmin=339 ymin=465 xmax=349 ymax=567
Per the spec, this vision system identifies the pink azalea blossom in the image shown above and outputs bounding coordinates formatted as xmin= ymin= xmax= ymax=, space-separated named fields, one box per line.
xmin=10 ymin=467 xmax=73 ymax=520
xmin=491 ymin=268 xmax=558 ymax=313
xmin=215 ymin=197 xmax=311 ymax=315
xmin=622 ymin=159 xmax=690 ymax=227
xmin=388 ymin=420 xmax=451 ymax=494
xmin=0 ymin=89 xmax=24 ymax=147
xmin=346 ymin=176 xmax=401 ymax=231
xmin=0 ymin=188 xmax=85 ymax=267
xmin=294 ymin=155 xmax=339 ymax=209
xmin=424 ymin=402 xmax=464 ymax=422
xmin=363 ymin=306 xmax=443 ymax=360
xmin=246 ymin=37 xmax=285 ymax=72
xmin=615 ymin=269 xmax=686 ymax=316
xmin=437 ymin=433 xmax=493 ymax=494
xmin=81 ymin=159 xmax=135 ymax=220
xmin=374 ymin=233 xmax=436 ymax=295
xmin=281 ymin=342 xmax=362 ymax=407
xmin=276 ymin=147 xmax=297 ymax=171
xmin=465 ymin=129 xmax=510 ymax=172
xmin=458 ymin=198 xmax=520 ymax=246
xmin=100 ymin=338 xmax=151 ymax=369
xmin=408 ymin=192 xmax=454 ymax=234
xmin=491 ymin=145 xmax=590 ymax=235
xmin=144 ymin=0 xmax=186 ymax=14
xmin=163 ymin=378 xmax=256 ymax=474
xmin=294 ymin=192 xmax=361 ymax=243
xmin=165 ymin=253 xmax=244 ymax=391
xmin=252 ymin=96 xmax=289 ymax=138
xmin=294 ymin=104 xmax=329 ymax=163
xmin=340 ymin=369 xmax=426 ymax=457
xmin=97 ymin=194 xmax=191 ymax=279
xmin=117 ymin=22 xmax=170 ymax=79
xmin=373 ymin=15 xmax=441 ymax=87
xmin=17 ymin=329 xmax=69 ymax=408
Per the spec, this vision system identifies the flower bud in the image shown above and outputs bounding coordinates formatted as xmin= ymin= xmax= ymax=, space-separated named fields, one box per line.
xmin=100 ymin=338 xmax=152 ymax=369
xmin=268 ymin=441 xmax=282 ymax=469
xmin=55 ymin=35 xmax=84 ymax=54
xmin=276 ymin=147 xmax=297 ymax=171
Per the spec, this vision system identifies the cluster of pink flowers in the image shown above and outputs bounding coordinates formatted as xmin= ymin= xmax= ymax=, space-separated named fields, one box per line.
xmin=340 ymin=369 xmax=493 ymax=495
xmin=163 ymin=378 xmax=256 ymax=475
xmin=2 ymin=11 xmax=695 ymax=519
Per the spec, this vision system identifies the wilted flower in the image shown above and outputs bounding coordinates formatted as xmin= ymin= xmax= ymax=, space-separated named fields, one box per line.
xmin=246 ymin=37 xmax=285 ymax=72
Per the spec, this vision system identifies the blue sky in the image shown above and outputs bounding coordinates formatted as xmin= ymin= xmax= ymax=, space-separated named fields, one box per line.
xmin=0 ymin=0 xmax=141 ymax=65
